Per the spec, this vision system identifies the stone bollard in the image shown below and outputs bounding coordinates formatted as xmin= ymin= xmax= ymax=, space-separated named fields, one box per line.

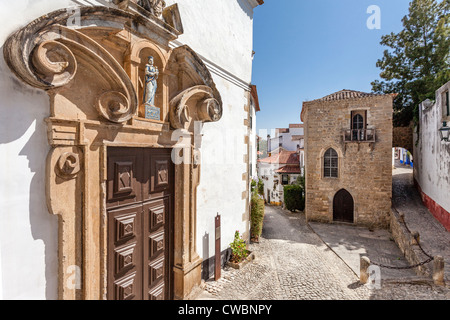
xmin=433 ymin=256 xmax=445 ymax=286
xmin=360 ymin=256 xmax=371 ymax=285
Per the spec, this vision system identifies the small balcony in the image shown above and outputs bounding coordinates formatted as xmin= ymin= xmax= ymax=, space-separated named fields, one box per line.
xmin=343 ymin=129 xmax=376 ymax=143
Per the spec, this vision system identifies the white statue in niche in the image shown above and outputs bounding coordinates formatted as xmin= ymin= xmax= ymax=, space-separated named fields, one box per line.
xmin=143 ymin=56 xmax=160 ymax=120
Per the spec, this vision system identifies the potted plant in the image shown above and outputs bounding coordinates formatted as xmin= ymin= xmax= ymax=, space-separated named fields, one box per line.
xmin=227 ymin=231 xmax=255 ymax=269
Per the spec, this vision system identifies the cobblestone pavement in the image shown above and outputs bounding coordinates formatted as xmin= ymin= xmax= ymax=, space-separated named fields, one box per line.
xmin=197 ymin=204 xmax=450 ymax=300
xmin=392 ymin=162 xmax=450 ymax=281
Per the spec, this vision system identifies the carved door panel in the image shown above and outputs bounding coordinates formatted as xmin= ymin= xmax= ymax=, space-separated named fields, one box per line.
xmin=107 ymin=204 xmax=143 ymax=300
xmin=143 ymin=197 xmax=171 ymax=300
xmin=107 ymin=148 xmax=143 ymax=208
xmin=143 ymin=149 xmax=173 ymax=300
xmin=107 ymin=147 xmax=173 ymax=300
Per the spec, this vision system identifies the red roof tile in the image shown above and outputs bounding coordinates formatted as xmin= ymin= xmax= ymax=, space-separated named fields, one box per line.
xmin=275 ymin=165 xmax=301 ymax=174
xmin=258 ymin=150 xmax=299 ymax=165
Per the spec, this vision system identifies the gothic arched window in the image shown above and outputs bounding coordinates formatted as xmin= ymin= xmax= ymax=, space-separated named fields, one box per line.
xmin=324 ymin=148 xmax=338 ymax=178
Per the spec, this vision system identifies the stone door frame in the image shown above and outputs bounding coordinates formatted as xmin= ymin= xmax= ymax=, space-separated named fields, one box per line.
xmin=4 ymin=6 xmax=222 ymax=300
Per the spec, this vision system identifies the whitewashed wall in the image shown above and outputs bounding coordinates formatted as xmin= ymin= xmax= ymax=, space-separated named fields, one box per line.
xmin=166 ymin=0 xmax=259 ymax=264
xmin=268 ymin=127 xmax=304 ymax=153
xmin=250 ymin=100 xmax=258 ymax=181
xmin=414 ymin=81 xmax=450 ymax=215
xmin=0 ymin=0 xmax=259 ymax=297
xmin=0 ymin=0 xmax=84 ymax=299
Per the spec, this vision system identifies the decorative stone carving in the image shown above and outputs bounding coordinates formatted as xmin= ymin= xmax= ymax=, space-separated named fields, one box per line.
xmin=57 ymin=152 xmax=81 ymax=179
xmin=4 ymin=11 xmax=138 ymax=123
xmin=4 ymin=5 xmax=221 ymax=301
xmin=169 ymin=85 xmax=222 ymax=130
xmin=31 ymin=40 xmax=77 ymax=87
xmin=138 ymin=0 xmax=166 ymax=17
xmin=162 ymin=4 xmax=184 ymax=34
xmin=97 ymin=91 xmax=133 ymax=124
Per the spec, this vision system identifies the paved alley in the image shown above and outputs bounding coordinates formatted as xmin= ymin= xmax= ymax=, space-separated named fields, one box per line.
xmin=392 ymin=161 xmax=450 ymax=282
xmin=197 ymin=203 xmax=450 ymax=300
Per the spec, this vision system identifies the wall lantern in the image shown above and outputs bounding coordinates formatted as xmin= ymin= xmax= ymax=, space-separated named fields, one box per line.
xmin=439 ymin=121 xmax=450 ymax=142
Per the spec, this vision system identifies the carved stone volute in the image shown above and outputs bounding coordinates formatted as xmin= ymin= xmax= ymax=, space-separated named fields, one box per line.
xmin=4 ymin=9 xmax=141 ymax=124
xmin=167 ymin=45 xmax=223 ymax=130
xmin=169 ymin=85 xmax=222 ymax=130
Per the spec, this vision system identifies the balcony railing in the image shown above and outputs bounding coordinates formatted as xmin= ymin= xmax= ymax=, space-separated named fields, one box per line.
xmin=343 ymin=129 xmax=376 ymax=143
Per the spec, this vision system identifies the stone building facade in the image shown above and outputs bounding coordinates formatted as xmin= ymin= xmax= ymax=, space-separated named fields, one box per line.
xmin=0 ymin=0 xmax=262 ymax=300
xmin=301 ymin=90 xmax=395 ymax=229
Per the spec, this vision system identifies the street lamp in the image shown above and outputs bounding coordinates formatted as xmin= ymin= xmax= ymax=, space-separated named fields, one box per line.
xmin=439 ymin=121 xmax=450 ymax=142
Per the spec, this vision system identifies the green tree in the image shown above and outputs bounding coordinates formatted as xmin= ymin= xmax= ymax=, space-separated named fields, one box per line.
xmin=371 ymin=0 xmax=450 ymax=127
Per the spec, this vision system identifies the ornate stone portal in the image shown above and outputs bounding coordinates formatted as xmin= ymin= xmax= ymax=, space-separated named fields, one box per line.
xmin=4 ymin=4 xmax=222 ymax=300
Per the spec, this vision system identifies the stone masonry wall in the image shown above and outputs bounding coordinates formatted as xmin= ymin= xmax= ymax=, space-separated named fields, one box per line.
xmin=304 ymin=95 xmax=393 ymax=229
xmin=393 ymin=126 xmax=413 ymax=153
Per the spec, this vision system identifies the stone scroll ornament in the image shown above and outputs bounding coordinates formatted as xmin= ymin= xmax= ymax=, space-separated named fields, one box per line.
xmin=143 ymin=56 xmax=160 ymax=120
xmin=3 ymin=9 xmax=138 ymax=124
xmin=56 ymin=152 xmax=81 ymax=179
xmin=169 ymin=85 xmax=223 ymax=130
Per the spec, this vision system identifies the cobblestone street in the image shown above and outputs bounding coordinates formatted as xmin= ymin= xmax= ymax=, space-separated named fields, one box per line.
xmin=392 ymin=162 xmax=450 ymax=282
xmin=197 ymin=202 xmax=450 ymax=300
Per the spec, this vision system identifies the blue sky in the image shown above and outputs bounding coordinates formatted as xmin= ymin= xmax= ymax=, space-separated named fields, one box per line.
xmin=252 ymin=0 xmax=412 ymax=132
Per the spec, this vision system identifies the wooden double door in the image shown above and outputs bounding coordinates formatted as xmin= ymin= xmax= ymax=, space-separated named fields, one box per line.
xmin=106 ymin=147 xmax=174 ymax=300
xmin=333 ymin=189 xmax=354 ymax=223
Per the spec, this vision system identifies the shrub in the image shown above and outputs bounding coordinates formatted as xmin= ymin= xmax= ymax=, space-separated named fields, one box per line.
xmin=257 ymin=178 xmax=264 ymax=196
xmin=251 ymin=179 xmax=257 ymax=193
xmin=229 ymin=231 xmax=249 ymax=263
xmin=284 ymin=184 xmax=305 ymax=212
xmin=250 ymin=192 xmax=265 ymax=241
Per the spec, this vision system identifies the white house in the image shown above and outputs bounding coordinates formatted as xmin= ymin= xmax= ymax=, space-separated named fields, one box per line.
xmin=0 ymin=0 xmax=263 ymax=300
xmin=257 ymin=149 xmax=300 ymax=205
xmin=413 ymin=81 xmax=450 ymax=232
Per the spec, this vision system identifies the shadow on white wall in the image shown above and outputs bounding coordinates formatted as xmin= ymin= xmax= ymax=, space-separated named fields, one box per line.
xmin=0 ymin=46 xmax=58 ymax=299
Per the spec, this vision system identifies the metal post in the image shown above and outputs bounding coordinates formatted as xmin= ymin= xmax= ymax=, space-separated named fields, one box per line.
xmin=215 ymin=213 xmax=221 ymax=281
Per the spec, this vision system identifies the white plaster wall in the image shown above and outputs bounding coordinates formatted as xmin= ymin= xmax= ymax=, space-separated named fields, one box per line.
xmin=196 ymin=75 xmax=250 ymax=260
xmin=269 ymin=129 xmax=304 ymax=153
xmin=0 ymin=0 xmax=113 ymax=301
xmin=166 ymin=0 xmax=255 ymax=84
xmin=0 ymin=242 xmax=2 ymax=300
xmin=250 ymin=104 xmax=258 ymax=180
xmin=414 ymin=81 xmax=450 ymax=214
xmin=165 ymin=0 xmax=258 ymax=262
xmin=0 ymin=72 xmax=54 ymax=298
